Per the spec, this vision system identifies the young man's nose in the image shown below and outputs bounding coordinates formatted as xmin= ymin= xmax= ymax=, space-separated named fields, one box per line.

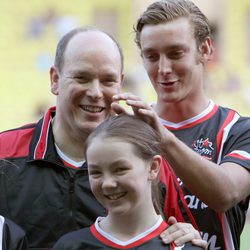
xmin=158 ymin=55 xmax=171 ymax=75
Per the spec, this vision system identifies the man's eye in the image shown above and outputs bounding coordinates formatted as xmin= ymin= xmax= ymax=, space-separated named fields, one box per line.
xmin=74 ymin=77 xmax=89 ymax=83
xmin=104 ymin=78 xmax=115 ymax=82
xmin=168 ymin=51 xmax=184 ymax=59
xmin=101 ymin=78 xmax=117 ymax=86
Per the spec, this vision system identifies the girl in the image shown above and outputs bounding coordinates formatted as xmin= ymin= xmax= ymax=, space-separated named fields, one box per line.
xmin=53 ymin=115 xmax=205 ymax=250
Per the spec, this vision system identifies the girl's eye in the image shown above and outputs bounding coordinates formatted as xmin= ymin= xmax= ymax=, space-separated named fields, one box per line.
xmin=89 ymin=170 xmax=102 ymax=178
xmin=115 ymin=167 xmax=129 ymax=175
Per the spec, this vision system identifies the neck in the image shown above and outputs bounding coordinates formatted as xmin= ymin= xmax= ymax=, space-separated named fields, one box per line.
xmin=155 ymin=95 xmax=210 ymax=123
xmin=52 ymin=118 xmax=87 ymax=162
xmin=99 ymin=204 xmax=159 ymax=241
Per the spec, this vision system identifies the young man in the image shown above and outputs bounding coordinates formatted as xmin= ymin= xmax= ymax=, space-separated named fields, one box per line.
xmin=0 ymin=26 xmax=205 ymax=249
xmin=113 ymin=0 xmax=250 ymax=249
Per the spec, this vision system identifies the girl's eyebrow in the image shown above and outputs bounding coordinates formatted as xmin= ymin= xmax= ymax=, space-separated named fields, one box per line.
xmin=88 ymin=159 xmax=131 ymax=169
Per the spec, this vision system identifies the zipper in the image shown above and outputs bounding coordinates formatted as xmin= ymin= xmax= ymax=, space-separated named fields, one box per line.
xmin=69 ymin=174 xmax=75 ymax=218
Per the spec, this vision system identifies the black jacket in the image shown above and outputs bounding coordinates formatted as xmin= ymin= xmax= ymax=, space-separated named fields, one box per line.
xmin=0 ymin=107 xmax=106 ymax=249
xmin=1 ymin=216 xmax=28 ymax=250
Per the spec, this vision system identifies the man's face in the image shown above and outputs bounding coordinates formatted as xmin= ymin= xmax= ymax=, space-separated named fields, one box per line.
xmin=140 ymin=17 xmax=204 ymax=105
xmin=51 ymin=31 xmax=123 ymax=137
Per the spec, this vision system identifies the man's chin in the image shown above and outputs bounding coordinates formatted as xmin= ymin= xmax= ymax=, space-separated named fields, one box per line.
xmin=80 ymin=121 xmax=103 ymax=134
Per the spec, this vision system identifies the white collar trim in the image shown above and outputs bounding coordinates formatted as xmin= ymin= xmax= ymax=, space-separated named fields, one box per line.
xmin=94 ymin=216 xmax=163 ymax=246
xmin=160 ymin=100 xmax=215 ymax=129
xmin=54 ymin=143 xmax=85 ymax=168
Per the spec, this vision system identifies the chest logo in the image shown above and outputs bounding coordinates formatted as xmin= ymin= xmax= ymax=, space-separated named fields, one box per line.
xmin=192 ymin=138 xmax=214 ymax=160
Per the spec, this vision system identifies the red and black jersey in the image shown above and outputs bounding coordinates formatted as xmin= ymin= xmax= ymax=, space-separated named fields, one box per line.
xmin=0 ymin=107 xmax=196 ymax=249
xmin=52 ymin=217 xmax=203 ymax=250
xmin=0 ymin=215 xmax=28 ymax=250
xmin=160 ymin=101 xmax=250 ymax=250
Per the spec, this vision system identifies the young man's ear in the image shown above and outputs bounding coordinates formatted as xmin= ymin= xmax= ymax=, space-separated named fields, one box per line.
xmin=120 ymin=72 xmax=125 ymax=88
xmin=50 ymin=66 xmax=59 ymax=96
xmin=199 ymin=37 xmax=214 ymax=64
xmin=148 ymin=155 xmax=162 ymax=180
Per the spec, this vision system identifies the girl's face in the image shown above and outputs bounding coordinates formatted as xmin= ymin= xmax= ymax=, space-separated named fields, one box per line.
xmin=87 ymin=137 xmax=159 ymax=216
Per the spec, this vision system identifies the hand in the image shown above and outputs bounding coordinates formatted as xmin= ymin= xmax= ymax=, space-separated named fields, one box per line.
xmin=112 ymin=93 xmax=171 ymax=146
xmin=112 ymin=92 xmax=152 ymax=118
xmin=160 ymin=216 xmax=207 ymax=249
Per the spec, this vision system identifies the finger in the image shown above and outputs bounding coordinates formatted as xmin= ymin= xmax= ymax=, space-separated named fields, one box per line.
xmin=137 ymin=109 xmax=158 ymax=123
xmin=126 ymin=99 xmax=152 ymax=111
xmin=112 ymin=93 xmax=140 ymax=102
xmin=167 ymin=216 xmax=178 ymax=226
xmin=111 ymin=102 xmax=130 ymax=115
xmin=173 ymin=231 xmax=201 ymax=246
xmin=173 ymin=226 xmax=201 ymax=247
xmin=139 ymin=108 xmax=169 ymax=139
xmin=112 ymin=95 xmax=148 ymax=117
xmin=160 ymin=224 xmax=181 ymax=244
xmin=124 ymin=100 xmax=158 ymax=126
xmin=191 ymin=239 xmax=208 ymax=250
xmin=160 ymin=224 xmax=200 ymax=245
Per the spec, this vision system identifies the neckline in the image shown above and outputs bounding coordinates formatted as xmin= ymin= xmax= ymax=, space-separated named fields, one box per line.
xmin=92 ymin=216 xmax=165 ymax=247
xmin=159 ymin=100 xmax=218 ymax=129
xmin=54 ymin=143 xmax=85 ymax=168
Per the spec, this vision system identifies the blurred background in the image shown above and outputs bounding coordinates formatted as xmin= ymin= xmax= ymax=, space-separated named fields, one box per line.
xmin=0 ymin=0 xmax=249 ymax=248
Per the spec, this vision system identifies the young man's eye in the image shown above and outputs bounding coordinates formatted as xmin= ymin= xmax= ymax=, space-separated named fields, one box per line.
xmin=168 ymin=50 xmax=185 ymax=59
xmin=144 ymin=54 xmax=158 ymax=61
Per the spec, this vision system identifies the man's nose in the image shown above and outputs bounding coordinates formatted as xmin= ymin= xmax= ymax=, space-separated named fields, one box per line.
xmin=158 ymin=55 xmax=171 ymax=75
xmin=86 ymin=79 xmax=102 ymax=99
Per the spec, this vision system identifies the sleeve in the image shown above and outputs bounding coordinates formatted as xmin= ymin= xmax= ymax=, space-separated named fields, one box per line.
xmin=220 ymin=117 xmax=250 ymax=171
xmin=1 ymin=216 xmax=29 ymax=250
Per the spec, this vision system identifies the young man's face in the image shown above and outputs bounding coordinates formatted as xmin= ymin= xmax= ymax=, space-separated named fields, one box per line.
xmin=51 ymin=31 xmax=123 ymax=137
xmin=140 ymin=17 xmax=204 ymax=105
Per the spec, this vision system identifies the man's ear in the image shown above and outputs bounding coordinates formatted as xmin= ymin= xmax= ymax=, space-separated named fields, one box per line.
xmin=50 ymin=66 xmax=59 ymax=96
xmin=148 ymin=155 xmax=162 ymax=180
xmin=199 ymin=37 xmax=214 ymax=64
